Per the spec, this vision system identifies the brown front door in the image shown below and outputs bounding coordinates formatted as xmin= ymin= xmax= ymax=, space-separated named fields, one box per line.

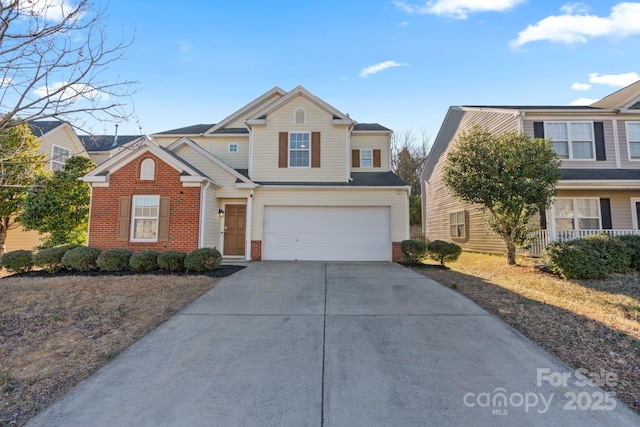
xmin=223 ymin=205 xmax=246 ymax=256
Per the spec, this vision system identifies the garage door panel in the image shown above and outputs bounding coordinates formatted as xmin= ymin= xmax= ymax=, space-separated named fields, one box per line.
xmin=264 ymin=206 xmax=390 ymax=261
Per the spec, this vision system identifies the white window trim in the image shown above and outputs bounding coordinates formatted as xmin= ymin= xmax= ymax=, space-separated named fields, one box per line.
xmin=228 ymin=143 xmax=238 ymax=153
xmin=288 ymin=132 xmax=310 ymax=168
xmin=293 ymin=107 xmax=306 ymax=125
xmin=50 ymin=144 xmax=71 ymax=170
xmin=553 ymin=197 xmax=601 ymax=231
xmin=360 ymin=149 xmax=373 ymax=168
xmin=130 ymin=195 xmax=160 ymax=242
xmin=545 ymin=121 xmax=596 ymax=161
xmin=631 ymin=198 xmax=640 ymax=230
xmin=625 ymin=121 xmax=640 ymax=161
xmin=449 ymin=210 xmax=466 ymax=239
xmin=140 ymin=158 xmax=155 ymax=180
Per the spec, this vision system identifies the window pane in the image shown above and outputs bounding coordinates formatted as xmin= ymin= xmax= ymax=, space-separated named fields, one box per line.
xmin=457 ymin=225 xmax=465 ymax=237
xmin=552 ymin=141 xmax=569 ymax=158
xmin=556 ymin=218 xmax=574 ymax=230
xmin=450 ymin=225 xmax=457 ymax=237
xmin=555 ymin=199 xmax=574 ymax=217
xmin=134 ymin=219 xmax=157 ymax=239
xmin=546 ymin=123 xmax=568 ymax=141
xmin=576 ymin=199 xmax=598 ymax=218
xmin=578 ymin=218 xmax=600 ymax=229
xmin=450 ymin=212 xmax=456 ymax=224
xmin=457 ymin=211 xmax=465 ymax=224
xmin=572 ymin=141 xmax=593 ymax=159
xmin=628 ymin=123 xmax=640 ymax=141
xmin=570 ymin=122 xmax=592 ymax=140
xmin=630 ymin=141 xmax=640 ymax=158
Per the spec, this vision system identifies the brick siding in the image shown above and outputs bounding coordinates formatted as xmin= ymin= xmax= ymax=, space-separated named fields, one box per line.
xmin=89 ymin=153 xmax=201 ymax=252
xmin=251 ymin=240 xmax=262 ymax=261
xmin=392 ymin=241 xmax=403 ymax=262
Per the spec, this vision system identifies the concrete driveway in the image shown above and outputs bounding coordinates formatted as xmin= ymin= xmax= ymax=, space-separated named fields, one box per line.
xmin=28 ymin=262 xmax=640 ymax=426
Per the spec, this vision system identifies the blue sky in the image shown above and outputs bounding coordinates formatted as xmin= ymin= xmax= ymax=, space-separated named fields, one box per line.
xmin=70 ymin=1 xmax=640 ymax=139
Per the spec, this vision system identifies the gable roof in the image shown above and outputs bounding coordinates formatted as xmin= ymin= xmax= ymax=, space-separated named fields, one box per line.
xmin=353 ymin=123 xmax=392 ymax=132
xmin=79 ymin=134 xmax=142 ymax=152
xmin=28 ymin=120 xmax=64 ymax=137
xmin=590 ymin=80 xmax=640 ymax=110
xmin=153 ymin=124 xmax=215 ymax=136
xmin=247 ymin=86 xmax=353 ymax=123
xmin=205 ymin=86 xmax=287 ymax=134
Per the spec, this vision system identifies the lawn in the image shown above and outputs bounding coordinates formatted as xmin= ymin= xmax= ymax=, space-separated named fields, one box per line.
xmin=414 ymin=252 xmax=640 ymax=416
xmin=0 ymin=269 xmax=240 ymax=426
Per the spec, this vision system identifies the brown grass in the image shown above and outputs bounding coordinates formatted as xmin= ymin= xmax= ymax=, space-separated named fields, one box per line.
xmin=0 ymin=273 xmax=222 ymax=426
xmin=415 ymin=252 xmax=640 ymax=415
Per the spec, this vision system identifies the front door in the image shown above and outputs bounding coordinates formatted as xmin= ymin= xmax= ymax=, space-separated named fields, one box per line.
xmin=223 ymin=205 xmax=246 ymax=256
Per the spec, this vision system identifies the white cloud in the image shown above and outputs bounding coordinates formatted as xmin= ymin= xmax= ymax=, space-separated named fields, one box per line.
xmin=393 ymin=0 xmax=524 ymax=19
xmin=33 ymin=81 xmax=110 ymax=102
xmin=570 ymin=98 xmax=599 ymax=105
xmin=359 ymin=61 xmax=406 ymax=78
xmin=571 ymin=82 xmax=591 ymax=91
xmin=22 ymin=0 xmax=79 ymax=22
xmin=511 ymin=2 xmax=640 ymax=47
xmin=589 ymin=72 xmax=640 ymax=87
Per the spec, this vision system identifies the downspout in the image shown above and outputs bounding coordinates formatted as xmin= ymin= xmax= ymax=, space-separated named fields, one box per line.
xmin=347 ymin=122 xmax=355 ymax=181
xmin=245 ymin=122 xmax=253 ymax=179
xmin=199 ymin=181 xmax=211 ymax=248
xmin=517 ymin=111 xmax=525 ymax=132
xmin=86 ymin=182 xmax=93 ymax=247
xmin=245 ymin=189 xmax=254 ymax=261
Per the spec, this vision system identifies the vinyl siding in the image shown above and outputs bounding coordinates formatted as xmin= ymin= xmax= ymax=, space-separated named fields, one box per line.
xmin=424 ymin=108 xmax=519 ymax=254
xmin=252 ymin=188 xmax=408 ymax=242
xmin=351 ymin=133 xmax=390 ymax=172
xmin=155 ymin=136 xmax=250 ymax=170
xmin=618 ymin=119 xmax=640 ymax=167
xmin=88 ymin=152 xmax=111 ymax=165
xmin=251 ymin=96 xmax=348 ymax=182
xmin=5 ymin=227 xmax=44 ymax=253
xmin=201 ymin=185 xmax=221 ymax=249
xmin=523 ymin=119 xmax=617 ymax=168
xmin=172 ymin=145 xmax=250 ymax=199
xmin=227 ymin=93 xmax=284 ymax=129
xmin=40 ymin=127 xmax=86 ymax=171
xmin=554 ymin=190 xmax=640 ymax=230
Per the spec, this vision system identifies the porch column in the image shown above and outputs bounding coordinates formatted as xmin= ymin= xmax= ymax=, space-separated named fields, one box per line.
xmin=245 ymin=192 xmax=253 ymax=261
xmin=548 ymin=204 xmax=557 ymax=242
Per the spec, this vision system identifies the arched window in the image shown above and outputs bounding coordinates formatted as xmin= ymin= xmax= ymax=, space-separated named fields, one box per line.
xmin=140 ymin=158 xmax=155 ymax=180
xmin=294 ymin=108 xmax=306 ymax=125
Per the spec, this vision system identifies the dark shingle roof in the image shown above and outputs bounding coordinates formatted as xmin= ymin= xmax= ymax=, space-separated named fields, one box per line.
xmin=462 ymin=105 xmax=599 ymax=110
xmin=79 ymin=135 xmax=141 ymax=152
xmin=561 ymin=169 xmax=640 ymax=180
xmin=353 ymin=123 xmax=391 ymax=131
xmin=28 ymin=120 xmax=64 ymax=137
xmin=155 ymin=124 xmax=215 ymax=135
xmin=256 ymin=172 xmax=407 ymax=187
xmin=212 ymin=127 xmax=249 ymax=134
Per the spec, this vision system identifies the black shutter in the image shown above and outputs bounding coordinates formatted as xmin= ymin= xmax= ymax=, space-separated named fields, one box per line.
xmin=600 ymin=198 xmax=612 ymax=230
xmin=539 ymin=209 xmax=547 ymax=230
xmin=594 ymin=122 xmax=606 ymax=161
xmin=533 ymin=122 xmax=544 ymax=139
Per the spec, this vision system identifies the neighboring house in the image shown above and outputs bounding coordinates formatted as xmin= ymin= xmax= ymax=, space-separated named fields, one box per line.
xmin=82 ymin=86 xmax=410 ymax=261
xmin=422 ymin=80 xmax=640 ymax=255
xmin=5 ymin=121 xmax=89 ymax=252
xmin=80 ymin=134 xmax=142 ymax=165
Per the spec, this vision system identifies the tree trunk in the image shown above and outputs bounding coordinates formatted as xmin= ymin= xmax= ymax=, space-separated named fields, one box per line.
xmin=505 ymin=238 xmax=517 ymax=265
xmin=0 ymin=223 xmax=7 ymax=257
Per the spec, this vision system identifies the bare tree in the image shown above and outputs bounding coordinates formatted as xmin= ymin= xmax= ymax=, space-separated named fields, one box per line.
xmin=0 ymin=0 xmax=136 ymax=133
xmin=391 ymin=129 xmax=430 ymax=195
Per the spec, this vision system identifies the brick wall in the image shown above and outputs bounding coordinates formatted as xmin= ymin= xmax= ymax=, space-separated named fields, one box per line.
xmin=251 ymin=240 xmax=262 ymax=261
xmin=89 ymin=153 xmax=201 ymax=252
xmin=392 ymin=242 xmax=403 ymax=262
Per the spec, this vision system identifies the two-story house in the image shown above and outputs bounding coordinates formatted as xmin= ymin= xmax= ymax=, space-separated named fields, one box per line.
xmin=82 ymin=86 xmax=410 ymax=261
xmin=5 ymin=121 xmax=88 ymax=253
xmin=422 ymin=80 xmax=640 ymax=255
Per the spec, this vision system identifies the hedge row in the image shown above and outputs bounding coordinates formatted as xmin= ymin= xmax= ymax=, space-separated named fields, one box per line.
xmin=0 ymin=246 xmax=222 ymax=275
xmin=542 ymin=234 xmax=640 ymax=280
xmin=400 ymin=239 xmax=462 ymax=267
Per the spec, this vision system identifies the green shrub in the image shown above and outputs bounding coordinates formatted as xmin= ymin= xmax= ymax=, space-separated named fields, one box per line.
xmin=61 ymin=246 xmax=101 ymax=272
xmin=574 ymin=234 xmax=630 ymax=274
xmin=157 ymin=251 xmax=186 ymax=272
xmin=184 ymin=247 xmax=222 ymax=272
xmin=427 ymin=240 xmax=462 ymax=266
xmin=33 ymin=244 xmax=81 ymax=272
xmin=97 ymin=249 xmax=133 ymax=272
xmin=0 ymin=249 xmax=34 ymax=274
xmin=129 ymin=250 xmax=159 ymax=272
xmin=542 ymin=241 xmax=607 ymax=280
xmin=400 ymin=240 xmax=427 ymax=265
xmin=615 ymin=234 xmax=640 ymax=270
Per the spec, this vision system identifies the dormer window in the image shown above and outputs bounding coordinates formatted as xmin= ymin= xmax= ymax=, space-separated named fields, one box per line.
xmin=140 ymin=158 xmax=155 ymax=180
xmin=294 ymin=108 xmax=306 ymax=125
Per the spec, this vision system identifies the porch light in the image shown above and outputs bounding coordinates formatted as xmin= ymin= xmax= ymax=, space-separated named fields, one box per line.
xmin=218 ymin=209 xmax=224 ymax=218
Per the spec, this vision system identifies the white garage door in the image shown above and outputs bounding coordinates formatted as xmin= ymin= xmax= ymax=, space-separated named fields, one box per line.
xmin=263 ymin=206 xmax=391 ymax=261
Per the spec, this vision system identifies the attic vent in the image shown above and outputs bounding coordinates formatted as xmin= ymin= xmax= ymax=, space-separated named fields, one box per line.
xmin=629 ymin=101 xmax=640 ymax=110
xmin=294 ymin=108 xmax=306 ymax=125
xmin=140 ymin=158 xmax=155 ymax=180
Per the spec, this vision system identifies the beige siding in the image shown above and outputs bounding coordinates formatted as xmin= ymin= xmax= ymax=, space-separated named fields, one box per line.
xmin=523 ymin=119 xmax=617 ymax=168
xmin=227 ymin=93 xmax=284 ymax=129
xmin=252 ymin=188 xmax=408 ymax=242
xmin=424 ymin=108 xmax=519 ymax=254
xmin=5 ymin=226 xmax=45 ymax=253
xmin=40 ymin=127 xmax=87 ymax=171
xmin=554 ymin=190 xmax=640 ymax=229
xmin=155 ymin=136 xmax=250 ymax=170
xmin=251 ymin=96 xmax=348 ymax=182
xmin=202 ymin=186 xmax=221 ymax=249
xmin=172 ymin=145 xmax=250 ymax=199
xmin=88 ymin=152 xmax=111 ymax=165
xmin=351 ymin=133 xmax=390 ymax=172
xmin=618 ymin=119 xmax=640 ymax=167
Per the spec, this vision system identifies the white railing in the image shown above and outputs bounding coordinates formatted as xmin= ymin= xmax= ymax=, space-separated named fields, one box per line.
xmin=527 ymin=229 xmax=640 ymax=256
